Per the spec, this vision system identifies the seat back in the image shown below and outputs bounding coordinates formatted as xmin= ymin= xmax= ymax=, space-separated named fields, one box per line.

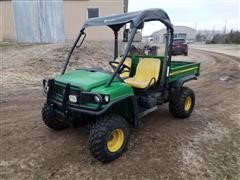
xmin=113 ymin=57 xmax=132 ymax=78
xmin=134 ymin=58 xmax=161 ymax=82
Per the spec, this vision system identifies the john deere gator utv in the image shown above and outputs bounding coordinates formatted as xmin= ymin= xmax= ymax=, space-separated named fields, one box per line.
xmin=42 ymin=9 xmax=200 ymax=162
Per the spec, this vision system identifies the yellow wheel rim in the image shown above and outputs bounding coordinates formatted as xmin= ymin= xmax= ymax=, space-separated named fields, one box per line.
xmin=184 ymin=96 xmax=192 ymax=111
xmin=107 ymin=129 xmax=124 ymax=153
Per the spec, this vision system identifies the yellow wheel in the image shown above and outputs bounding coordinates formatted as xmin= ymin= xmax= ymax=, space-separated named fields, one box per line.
xmin=107 ymin=129 xmax=124 ymax=152
xmin=184 ymin=96 xmax=192 ymax=112
xmin=169 ymin=87 xmax=195 ymax=118
xmin=89 ymin=114 xmax=129 ymax=162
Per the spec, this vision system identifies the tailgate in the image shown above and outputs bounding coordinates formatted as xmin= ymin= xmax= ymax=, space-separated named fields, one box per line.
xmin=169 ymin=61 xmax=200 ymax=82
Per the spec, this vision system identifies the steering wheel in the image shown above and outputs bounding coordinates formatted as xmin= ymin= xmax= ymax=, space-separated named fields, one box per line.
xmin=109 ymin=61 xmax=131 ymax=74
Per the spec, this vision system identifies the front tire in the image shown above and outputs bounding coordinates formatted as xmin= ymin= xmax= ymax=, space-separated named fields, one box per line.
xmin=41 ymin=103 xmax=69 ymax=130
xmin=169 ymin=87 xmax=195 ymax=118
xmin=89 ymin=114 xmax=129 ymax=162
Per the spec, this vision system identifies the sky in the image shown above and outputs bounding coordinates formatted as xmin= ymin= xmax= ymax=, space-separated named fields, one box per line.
xmin=128 ymin=0 xmax=240 ymax=35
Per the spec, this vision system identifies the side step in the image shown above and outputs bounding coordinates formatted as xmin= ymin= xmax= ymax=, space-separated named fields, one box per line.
xmin=138 ymin=106 xmax=158 ymax=119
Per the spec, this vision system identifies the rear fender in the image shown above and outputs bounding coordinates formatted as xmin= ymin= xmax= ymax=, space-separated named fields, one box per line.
xmin=171 ymin=74 xmax=197 ymax=88
xmin=169 ymin=75 xmax=197 ymax=102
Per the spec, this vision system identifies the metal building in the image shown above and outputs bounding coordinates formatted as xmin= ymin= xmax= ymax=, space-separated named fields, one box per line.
xmin=152 ymin=25 xmax=196 ymax=43
xmin=0 ymin=0 xmax=128 ymax=43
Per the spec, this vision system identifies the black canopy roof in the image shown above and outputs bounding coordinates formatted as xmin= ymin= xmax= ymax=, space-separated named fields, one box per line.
xmin=82 ymin=8 xmax=173 ymax=31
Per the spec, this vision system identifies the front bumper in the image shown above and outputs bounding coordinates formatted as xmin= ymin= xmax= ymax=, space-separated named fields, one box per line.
xmin=44 ymin=79 xmax=134 ymax=117
xmin=44 ymin=79 xmax=108 ymax=116
xmin=48 ymin=97 xmax=133 ymax=118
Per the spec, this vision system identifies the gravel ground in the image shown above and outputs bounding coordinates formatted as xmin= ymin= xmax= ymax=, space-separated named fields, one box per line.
xmin=1 ymin=42 xmax=240 ymax=180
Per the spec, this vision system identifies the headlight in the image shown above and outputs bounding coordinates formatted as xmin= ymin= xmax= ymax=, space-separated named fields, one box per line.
xmin=69 ymin=95 xmax=77 ymax=103
xmin=94 ymin=95 xmax=101 ymax=103
xmin=104 ymin=95 xmax=110 ymax=103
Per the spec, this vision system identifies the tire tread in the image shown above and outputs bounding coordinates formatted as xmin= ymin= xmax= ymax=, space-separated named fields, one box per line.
xmin=169 ymin=87 xmax=195 ymax=118
xmin=89 ymin=114 xmax=129 ymax=162
xmin=42 ymin=103 xmax=69 ymax=130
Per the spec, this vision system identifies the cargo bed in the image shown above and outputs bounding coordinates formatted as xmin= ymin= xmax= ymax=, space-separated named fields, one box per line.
xmin=129 ymin=55 xmax=200 ymax=83
xmin=169 ymin=61 xmax=200 ymax=82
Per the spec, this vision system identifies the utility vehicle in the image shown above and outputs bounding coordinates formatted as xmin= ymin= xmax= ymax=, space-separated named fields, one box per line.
xmin=172 ymin=38 xmax=188 ymax=56
xmin=42 ymin=9 xmax=200 ymax=162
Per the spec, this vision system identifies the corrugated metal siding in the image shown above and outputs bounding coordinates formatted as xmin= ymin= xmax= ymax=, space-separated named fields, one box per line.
xmin=12 ymin=0 xmax=65 ymax=43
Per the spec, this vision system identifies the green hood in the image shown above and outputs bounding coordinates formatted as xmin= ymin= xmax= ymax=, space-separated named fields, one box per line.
xmin=54 ymin=69 xmax=117 ymax=91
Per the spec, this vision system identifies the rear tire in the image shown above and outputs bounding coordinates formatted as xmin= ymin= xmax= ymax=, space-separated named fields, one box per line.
xmin=41 ymin=103 xmax=69 ymax=130
xmin=169 ymin=87 xmax=195 ymax=118
xmin=89 ymin=114 xmax=129 ymax=162
xmin=184 ymin=51 xmax=188 ymax=56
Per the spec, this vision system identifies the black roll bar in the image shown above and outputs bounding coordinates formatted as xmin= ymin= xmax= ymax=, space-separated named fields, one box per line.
xmin=160 ymin=28 xmax=174 ymax=89
xmin=61 ymin=29 xmax=85 ymax=75
xmin=114 ymin=31 xmax=118 ymax=60
xmin=168 ymin=29 xmax=174 ymax=65
xmin=160 ymin=28 xmax=170 ymax=89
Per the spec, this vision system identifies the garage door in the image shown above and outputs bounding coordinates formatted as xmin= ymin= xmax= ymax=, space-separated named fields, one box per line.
xmin=12 ymin=0 xmax=65 ymax=43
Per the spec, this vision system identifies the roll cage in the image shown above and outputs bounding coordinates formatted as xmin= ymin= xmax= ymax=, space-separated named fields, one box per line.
xmin=61 ymin=8 xmax=174 ymax=89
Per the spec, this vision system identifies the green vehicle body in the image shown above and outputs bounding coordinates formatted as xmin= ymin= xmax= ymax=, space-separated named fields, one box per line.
xmin=46 ymin=55 xmax=200 ymax=128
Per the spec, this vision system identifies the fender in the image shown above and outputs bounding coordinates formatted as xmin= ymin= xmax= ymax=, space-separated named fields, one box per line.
xmin=171 ymin=74 xmax=197 ymax=88
xmin=106 ymin=95 xmax=140 ymax=128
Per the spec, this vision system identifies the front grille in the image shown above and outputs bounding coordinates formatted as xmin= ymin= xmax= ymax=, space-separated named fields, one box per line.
xmin=54 ymin=84 xmax=65 ymax=96
xmin=51 ymin=82 xmax=83 ymax=104
xmin=80 ymin=93 xmax=95 ymax=104
xmin=48 ymin=80 xmax=100 ymax=109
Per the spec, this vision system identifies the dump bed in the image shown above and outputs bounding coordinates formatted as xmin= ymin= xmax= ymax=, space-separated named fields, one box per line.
xmin=129 ymin=55 xmax=200 ymax=83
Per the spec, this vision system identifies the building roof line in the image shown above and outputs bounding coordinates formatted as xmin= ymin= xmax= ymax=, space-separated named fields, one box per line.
xmin=151 ymin=25 xmax=196 ymax=36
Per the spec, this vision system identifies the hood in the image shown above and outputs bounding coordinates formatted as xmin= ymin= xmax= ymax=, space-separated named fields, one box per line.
xmin=54 ymin=69 xmax=117 ymax=91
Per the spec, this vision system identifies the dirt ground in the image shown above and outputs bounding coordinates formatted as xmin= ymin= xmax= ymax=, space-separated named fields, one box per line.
xmin=191 ymin=44 xmax=240 ymax=58
xmin=1 ymin=41 xmax=240 ymax=180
